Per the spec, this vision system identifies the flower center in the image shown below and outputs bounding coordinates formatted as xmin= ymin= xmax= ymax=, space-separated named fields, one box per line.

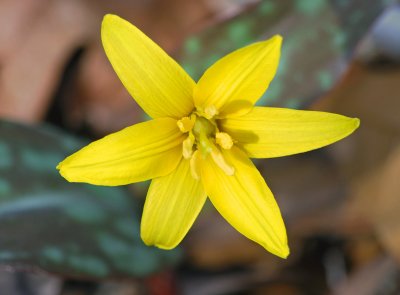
xmin=177 ymin=107 xmax=234 ymax=179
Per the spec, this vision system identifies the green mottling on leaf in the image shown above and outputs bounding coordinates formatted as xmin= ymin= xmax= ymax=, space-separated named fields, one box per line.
xmin=96 ymin=232 xmax=176 ymax=276
xmin=68 ymin=255 xmax=108 ymax=277
xmin=295 ymin=0 xmax=326 ymax=16
xmin=62 ymin=136 xmax=83 ymax=151
xmin=42 ymin=247 xmax=64 ymax=263
xmin=258 ymin=80 xmax=282 ymax=106
xmin=350 ymin=10 xmax=363 ymax=24
xmin=258 ymin=1 xmax=275 ymax=15
xmin=20 ymin=148 xmax=60 ymax=172
xmin=325 ymin=23 xmax=339 ymax=35
xmin=0 ymin=251 xmax=29 ymax=260
xmin=64 ymin=201 xmax=106 ymax=223
xmin=286 ymin=98 xmax=302 ymax=109
xmin=84 ymin=185 xmax=130 ymax=209
xmin=333 ymin=32 xmax=347 ymax=49
xmin=337 ymin=0 xmax=349 ymax=8
xmin=114 ymin=218 xmax=140 ymax=239
xmin=317 ymin=70 xmax=333 ymax=90
xmin=65 ymin=243 xmax=79 ymax=254
xmin=383 ymin=0 xmax=396 ymax=5
xmin=0 ymin=179 xmax=10 ymax=196
xmin=325 ymin=24 xmax=347 ymax=49
xmin=129 ymin=247 xmax=161 ymax=275
xmin=228 ymin=21 xmax=252 ymax=46
xmin=0 ymin=143 xmax=12 ymax=169
xmin=0 ymin=252 xmax=15 ymax=260
xmin=278 ymin=42 xmax=294 ymax=76
xmin=98 ymin=232 xmax=131 ymax=256
xmin=97 ymin=232 xmax=147 ymax=274
xmin=182 ymin=63 xmax=196 ymax=79
xmin=185 ymin=37 xmax=201 ymax=55
xmin=0 ymin=121 xmax=181 ymax=278
xmin=0 ymin=195 xmax=70 ymax=215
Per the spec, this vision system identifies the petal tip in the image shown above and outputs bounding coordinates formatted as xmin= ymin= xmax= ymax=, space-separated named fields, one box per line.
xmin=346 ymin=117 xmax=360 ymax=136
xmin=266 ymin=34 xmax=282 ymax=50
xmin=102 ymin=14 xmax=118 ymax=24
xmin=259 ymin=34 xmax=282 ymax=52
xmin=101 ymin=15 xmax=113 ymax=38
xmin=278 ymin=245 xmax=290 ymax=259
xmin=262 ymin=238 xmax=290 ymax=259
xmin=57 ymin=165 xmax=73 ymax=182
xmin=141 ymin=234 xmax=177 ymax=250
xmin=56 ymin=156 xmax=72 ymax=173
xmin=272 ymin=34 xmax=283 ymax=43
xmin=101 ymin=14 xmax=125 ymax=36
xmin=267 ymin=242 xmax=290 ymax=259
xmin=155 ymin=243 xmax=176 ymax=250
xmin=56 ymin=158 xmax=79 ymax=183
xmin=353 ymin=117 xmax=361 ymax=130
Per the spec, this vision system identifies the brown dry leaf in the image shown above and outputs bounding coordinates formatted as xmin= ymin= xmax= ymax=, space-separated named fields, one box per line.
xmin=0 ymin=0 xmax=97 ymax=122
xmin=333 ymin=255 xmax=397 ymax=295
xmin=184 ymin=207 xmax=287 ymax=271
xmin=370 ymin=147 xmax=400 ymax=263
xmin=314 ymin=62 xmax=400 ymax=181
xmin=0 ymin=0 xmax=49 ymax=61
xmin=315 ymin=63 xmax=400 ymax=252
xmin=67 ymin=44 xmax=142 ymax=135
xmin=262 ymin=154 xmax=344 ymax=237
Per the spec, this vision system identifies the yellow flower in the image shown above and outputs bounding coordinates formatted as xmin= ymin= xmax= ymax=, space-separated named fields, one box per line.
xmin=57 ymin=14 xmax=360 ymax=258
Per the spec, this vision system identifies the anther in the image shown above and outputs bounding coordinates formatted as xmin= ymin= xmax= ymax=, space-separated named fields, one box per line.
xmin=190 ymin=150 xmax=201 ymax=180
xmin=216 ymin=132 xmax=233 ymax=149
xmin=204 ymin=105 xmax=219 ymax=119
xmin=211 ymin=147 xmax=234 ymax=176
xmin=182 ymin=134 xmax=195 ymax=159
xmin=177 ymin=116 xmax=195 ymax=133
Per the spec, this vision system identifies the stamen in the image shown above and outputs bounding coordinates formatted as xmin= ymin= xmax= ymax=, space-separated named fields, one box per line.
xmin=211 ymin=147 xmax=234 ymax=176
xmin=177 ymin=116 xmax=195 ymax=133
xmin=216 ymin=132 xmax=233 ymax=149
xmin=190 ymin=150 xmax=201 ymax=180
xmin=182 ymin=134 xmax=195 ymax=159
xmin=182 ymin=108 xmax=235 ymax=178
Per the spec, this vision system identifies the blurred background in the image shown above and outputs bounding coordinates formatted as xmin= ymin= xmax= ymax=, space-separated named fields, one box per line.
xmin=0 ymin=0 xmax=400 ymax=294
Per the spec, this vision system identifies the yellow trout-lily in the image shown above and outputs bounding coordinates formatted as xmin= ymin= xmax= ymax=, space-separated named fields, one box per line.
xmin=57 ymin=14 xmax=360 ymax=258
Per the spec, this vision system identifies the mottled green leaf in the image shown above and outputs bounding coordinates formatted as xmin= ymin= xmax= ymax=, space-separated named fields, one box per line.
xmin=0 ymin=120 xmax=181 ymax=279
xmin=179 ymin=0 xmax=393 ymax=108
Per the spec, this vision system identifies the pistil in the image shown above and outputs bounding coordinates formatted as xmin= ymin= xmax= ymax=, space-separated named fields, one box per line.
xmin=177 ymin=107 xmax=235 ymax=179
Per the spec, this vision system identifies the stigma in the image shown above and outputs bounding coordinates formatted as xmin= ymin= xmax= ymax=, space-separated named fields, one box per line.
xmin=177 ymin=107 xmax=235 ymax=179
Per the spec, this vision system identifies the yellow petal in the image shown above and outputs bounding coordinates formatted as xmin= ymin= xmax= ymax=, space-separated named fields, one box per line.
xmin=101 ymin=14 xmax=195 ymax=119
xmin=141 ymin=158 xmax=207 ymax=249
xmin=193 ymin=35 xmax=282 ymax=118
xmin=201 ymin=147 xmax=289 ymax=258
xmin=57 ymin=118 xmax=184 ymax=185
xmin=221 ymin=107 xmax=360 ymax=158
